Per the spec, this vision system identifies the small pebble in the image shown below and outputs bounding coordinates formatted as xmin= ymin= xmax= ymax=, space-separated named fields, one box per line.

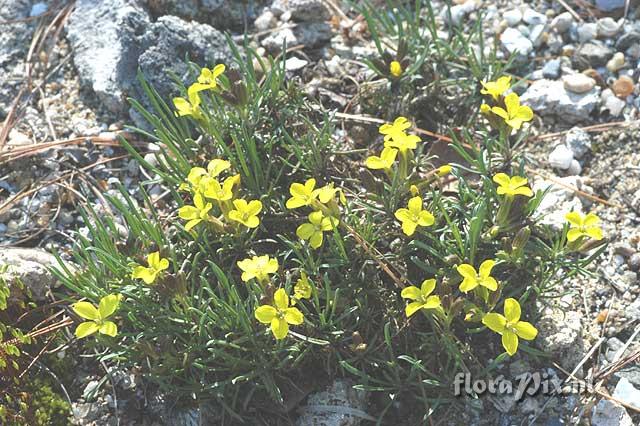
xmin=562 ymin=73 xmax=596 ymax=93
xmin=523 ymin=8 xmax=547 ymax=25
xmin=551 ymin=12 xmax=573 ymax=33
xmin=548 ymin=145 xmax=574 ymax=170
xmin=628 ymin=253 xmax=640 ymax=272
xmin=503 ymin=9 xmax=522 ymax=26
xmin=596 ymin=17 xmax=620 ymax=38
xmin=577 ymin=23 xmax=598 ymax=43
xmin=606 ymin=52 xmax=625 ymax=73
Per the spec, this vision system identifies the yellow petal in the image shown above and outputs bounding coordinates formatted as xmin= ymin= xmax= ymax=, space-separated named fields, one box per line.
xmin=513 ymin=186 xmax=534 ymax=197
xmin=98 ymin=294 xmax=120 ymax=319
xmin=405 ymin=301 xmax=424 ymax=317
xmin=502 ymin=330 xmax=519 ymax=356
xmin=309 ymin=231 xmax=323 ymax=249
xmin=255 ymin=305 xmax=277 ymax=324
xmin=73 ymin=301 xmax=100 ymax=320
xmin=567 ymin=228 xmax=583 ymax=242
xmin=274 ymin=288 xmax=289 ymax=310
xmin=401 ymin=286 xmax=421 ymax=301
xmin=586 ymin=226 xmax=603 ymax=240
xmin=457 ymin=264 xmax=477 ymax=279
xmin=417 ymin=210 xmax=435 ymax=227
xmin=179 ymin=206 xmax=199 ymax=220
xmin=132 ymin=266 xmax=154 ymax=283
xmin=514 ymin=321 xmax=538 ymax=340
xmin=284 ymin=307 xmax=304 ymax=325
xmin=271 ymin=317 xmax=289 ymax=339
xmin=459 ymin=278 xmax=478 ymax=293
xmin=394 ymin=208 xmax=412 ymax=222
xmin=420 ymin=279 xmax=436 ymax=296
xmin=184 ymin=218 xmax=201 ymax=232
xmin=297 ymin=223 xmax=315 ymax=240
xmin=491 ymin=106 xmax=509 ymax=120
xmin=423 ymin=295 xmax=441 ymax=309
xmin=481 ymin=276 xmax=498 ymax=291
xmin=479 ymin=260 xmax=495 ymax=278
xmin=583 ymin=213 xmax=600 ymax=227
xmin=75 ymin=322 xmax=99 ymax=339
xmin=366 ymin=156 xmax=385 ymax=170
xmin=482 ymin=313 xmax=507 ymax=333
xmin=492 ymin=173 xmax=511 ymax=188
xmin=99 ymin=321 xmax=118 ymax=337
xmin=503 ymin=298 xmax=521 ymax=323
xmin=565 ymin=211 xmax=583 ymax=227
xmin=504 ymin=92 xmax=520 ymax=115
xmin=401 ymin=220 xmax=417 ymax=236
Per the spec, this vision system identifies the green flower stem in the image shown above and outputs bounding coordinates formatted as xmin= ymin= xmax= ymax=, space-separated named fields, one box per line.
xmin=496 ymin=195 xmax=513 ymax=227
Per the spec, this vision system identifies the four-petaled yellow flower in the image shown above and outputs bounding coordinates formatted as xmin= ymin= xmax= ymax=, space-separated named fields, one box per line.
xmin=482 ymin=298 xmax=538 ymax=356
xmin=173 ymin=85 xmax=202 ymax=118
xmin=192 ymin=64 xmax=226 ymax=92
xmin=401 ymin=278 xmax=441 ymax=317
xmin=480 ymin=76 xmax=512 ymax=100
xmin=185 ymin=159 xmax=231 ymax=191
xmin=237 ymin=255 xmax=279 ymax=283
xmin=316 ymin=183 xmax=346 ymax=205
xmin=491 ymin=93 xmax=533 ymax=130
xmin=394 ymin=196 xmax=435 ymax=236
xmin=254 ymin=288 xmax=304 ymax=340
xmin=228 ymin=199 xmax=262 ymax=228
xmin=379 ymin=116 xmax=411 ymax=140
xmin=72 ymin=294 xmax=122 ymax=339
xmin=178 ymin=193 xmax=213 ymax=231
xmin=384 ymin=132 xmax=421 ymax=152
xmin=203 ymin=175 xmax=237 ymax=201
xmin=286 ymin=178 xmax=319 ymax=209
xmin=565 ymin=212 xmax=603 ymax=242
xmin=366 ymin=147 xmax=398 ymax=170
xmin=296 ymin=210 xmax=338 ymax=249
xmin=131 ymin=251 xmax=169 ymax=284
xmin=457 ymin=260 xmax=498 ymax=293
xmin=493 ymin=173 xmax=534 ymax=197
xmin=389 ymin=60 xmax=403 ymax=78
xmin=293 ymin=272 xmax=313 ymax=301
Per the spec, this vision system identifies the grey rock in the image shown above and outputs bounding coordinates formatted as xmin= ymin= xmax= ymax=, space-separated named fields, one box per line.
xmin=296 ymin=379 xmax=368 ymax=426
xmin=549 ymin=144 xmax=574 ymax=169
xmin=616 ymin=366 xmax=640 ymax=389
xmin=551 ymin=12 xmax=573 ymax=33
xmin=597 ymin=17 xmax=621 ymax=38
xmin=30 ymin=2 xmax=47 ymax=17
xmin=254 ymin=10 xmax=277 ymax=31
xmin=520 ymin=79 xmax=600 ymax=123
xmin=577 ymin=23 xmax=598 ymax=43
xmin=66 ymin=0 xmax=152 ymax=113
xmin=616 ymin=31 xmax=640 ymax=52
xmin=67 ymin=1 xmax=234 ymax=126
xmin=0 ymin=0 xmax=36 ymax=116
xmin=503 ymin=9 xmax=522 ymax=27
xmin=501 ymin=27 xmax=533 ymax=56
xmin=612 ymin=377 xmax=640 ymax=410
xmin=574 ymin=42 xmax=613 ymax=69
xmin=563 ymin=73 xmax=596 ymax=93
xmin=0 ymin=248 xmax=69 ymax=301
xmin=565 ymin=127 xmax=591 ymax=159
xmin=628 ymin=253 xmax=640 ymax=271
xmin=522 ymin=8 xmax=547 ymax=26
xmin=591 ymin=399 xmax=634 ymax=426
xmin=542 ymin=58 xmax=561 ymax=79
xmin=595 ymin=0 xmax=626 ymax=12
xmin=261 ymin=22 xmax=332 ymax=52
xmin=271 ymin=0 xmax=330 ymax=22
xmin=143 ymin=0 xmax=250 ymax=30
xmin=604 ymin=95 xmax=626 ymax=117
xmin=440 ymin=0 xmax=478 ymax=26
xmin=567 ymin=159 xmax=582 ymax=175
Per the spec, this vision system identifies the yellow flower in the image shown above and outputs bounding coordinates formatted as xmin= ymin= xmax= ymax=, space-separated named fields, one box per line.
xmin=565 ymin=212 xmax=603 ymax=242
xmin=72 ymin=294 xmax=122 ymax=339
xmin=384 ymin=132 xmax=421 ymax=152
xmin=237 ymin=255 xmax=279 ymax=283
xmin=437 ymin=164 xmax=452 ymax=176
xmin=228 ymin=199 xmax=262 ymax=228
xmin=173 ymin=85 xmax=202 ymax=118
xmin=191 ymin=64 xmax=226 ymax=92
xmin=401 ymin=279 xmax=441 ymax=317
xmin=366 ymin=147 xmax=398 ymax=170
xmin=480 ymin=75 xmax=511 ymax=100
xmin=457 ymin=260 xmax=498 ymax=293
xmin=131 ymin=251 xmax=169 ymax=284
xmin=254 ymin=288 xmax=304 ymax=340
xmin=389 ymin=60 xmax=403 ymax=78
xmin=492 ymin=173 xmax=533 ymax=197
xmin=178 ymin=192 xmax=213 ymax=231
xmin=296 ymin=210 xmax=338 ymax=249
xmin=491 ymin=92 xmax=533 ymax=130
xmin=203 ymin=175 xmax=237 ymax=201
xmin=293 ymin=272 xmax=313 ymax=301
xmin=394 ymin=196 xmax=435 ymax=236
xmin=316 ymin=182 xmax=346 ymax=205
xmin=285 ymin=178 xmax=318 ymax=209
xmin=482 ymin=298 xmax=538 ymax=356
xmin=379 ymin=117 xmax=412 ymax=140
